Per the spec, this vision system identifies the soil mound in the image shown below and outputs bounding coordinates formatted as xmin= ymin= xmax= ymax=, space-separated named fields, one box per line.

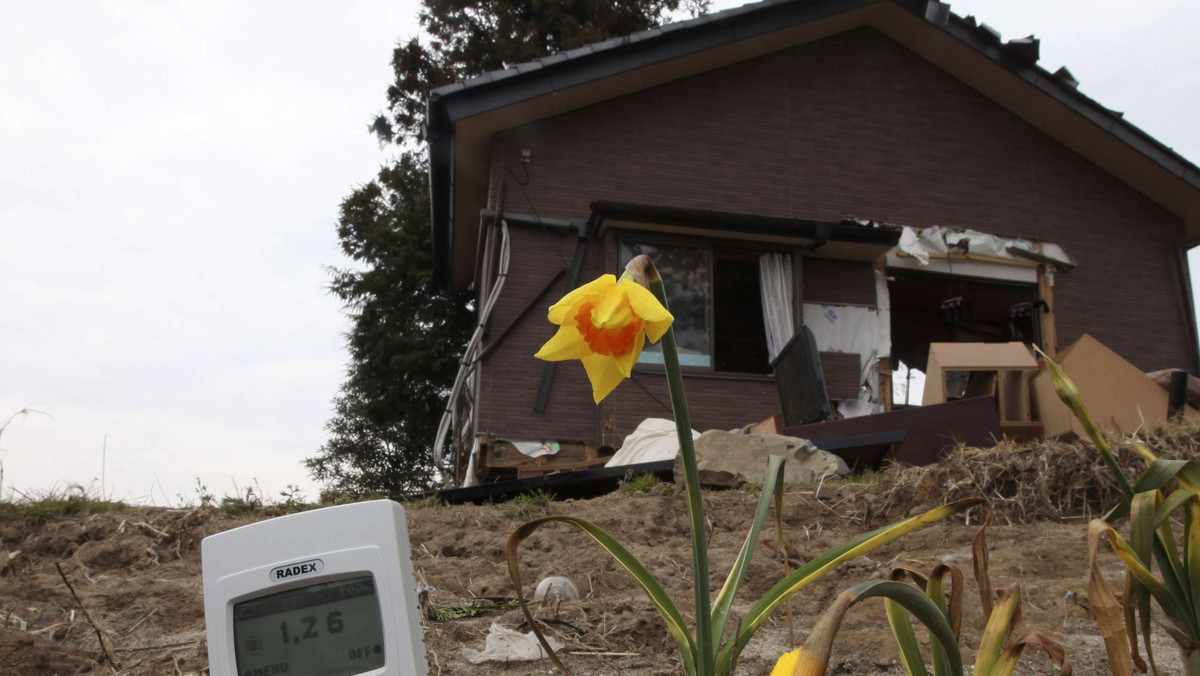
xmin=0 ymin=426 xmax=1194 ymax=674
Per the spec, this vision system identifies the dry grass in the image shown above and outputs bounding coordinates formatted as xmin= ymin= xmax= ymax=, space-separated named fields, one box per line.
xmin=818 ymin=421 xmax=1200 ymax=525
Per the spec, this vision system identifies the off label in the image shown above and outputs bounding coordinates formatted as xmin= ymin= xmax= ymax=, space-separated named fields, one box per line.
xmin=269 ymin=558 xmax=324 ymax=582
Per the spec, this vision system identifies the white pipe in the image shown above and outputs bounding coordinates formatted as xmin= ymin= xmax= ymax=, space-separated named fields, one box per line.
xmin=433 ymin=222 xmax=511 ymax=476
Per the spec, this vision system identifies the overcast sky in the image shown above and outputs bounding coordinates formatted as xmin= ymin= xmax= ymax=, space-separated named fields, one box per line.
xmin=3 ymin=0 xmax=1199 ymax=506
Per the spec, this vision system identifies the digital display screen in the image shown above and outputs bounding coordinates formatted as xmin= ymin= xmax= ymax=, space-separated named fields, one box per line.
xmin=234 ymin=575 xmax=385 ymax=676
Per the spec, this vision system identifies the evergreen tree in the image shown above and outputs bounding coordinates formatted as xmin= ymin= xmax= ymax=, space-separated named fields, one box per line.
xmin=309 ymin=0 xmax=708 ymax=495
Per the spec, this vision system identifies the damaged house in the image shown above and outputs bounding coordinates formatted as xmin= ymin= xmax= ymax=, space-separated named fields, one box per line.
xmin=426 ymin=0 xmax=1200 ymax=486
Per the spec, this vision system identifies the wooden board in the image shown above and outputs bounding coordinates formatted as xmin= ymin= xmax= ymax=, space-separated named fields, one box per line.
xmin=783 ymin=396 xmax=1003 ymax=466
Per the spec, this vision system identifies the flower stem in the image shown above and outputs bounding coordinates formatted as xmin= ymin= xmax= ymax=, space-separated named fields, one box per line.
xmin=645 ymin=264 xmax=713 ymax=675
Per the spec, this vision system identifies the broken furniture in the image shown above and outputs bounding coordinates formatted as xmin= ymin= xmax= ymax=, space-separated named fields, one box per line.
xmin=1031 ymin=334 xmax=1200 ymax=438
xmin=784 ymin=396 xmax=1003 ymax=468
xmin=772 ymin=326 xmax=832 ymax=426
xmin=922 ymin=342 xmax=1042 ymax=440
xmin=474 ymin=435 xmax=613 ymax=483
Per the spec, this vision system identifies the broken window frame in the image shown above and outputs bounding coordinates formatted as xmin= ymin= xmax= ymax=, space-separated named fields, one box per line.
xmin=615 ymin=231 xmax=792 ymax=377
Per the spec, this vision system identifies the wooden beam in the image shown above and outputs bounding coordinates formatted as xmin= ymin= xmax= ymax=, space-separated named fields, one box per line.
xmin=1037 ymin=266 xmax=1058 ymax=357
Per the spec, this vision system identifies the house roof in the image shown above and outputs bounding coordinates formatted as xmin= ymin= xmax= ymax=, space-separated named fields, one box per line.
xmin=427 ymin=0 xmax=1200 ymax=289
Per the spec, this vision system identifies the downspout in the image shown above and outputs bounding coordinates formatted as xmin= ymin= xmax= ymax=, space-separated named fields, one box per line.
xmin=433 ymin=174 xmax=511 ymax=484
xmin=1176 ymin=240 xmax=1200 ymax=374
xmin=432 ymin=221 xmax=510 ymax=477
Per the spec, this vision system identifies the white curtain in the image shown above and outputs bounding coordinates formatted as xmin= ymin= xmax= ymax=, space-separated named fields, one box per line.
xmin=758 ymin=253 xmax=795 ymax=361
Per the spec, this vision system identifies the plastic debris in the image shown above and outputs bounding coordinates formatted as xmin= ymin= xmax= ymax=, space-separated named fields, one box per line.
xmin=533 ymin=575 xmax=579 ymax=603
xmin=460 ymin=622 xmax=564 ymax=664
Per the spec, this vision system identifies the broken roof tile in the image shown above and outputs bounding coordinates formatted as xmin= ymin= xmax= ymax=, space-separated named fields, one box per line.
xmin=1007 ymin=35 xmax=1040 ymax=62
xmin=1053 ymin=66 xmax=1079 ymax=89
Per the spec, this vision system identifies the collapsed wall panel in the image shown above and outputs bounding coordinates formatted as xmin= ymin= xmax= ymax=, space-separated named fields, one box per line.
xmin=1031 ymin=334 xmax=1200 ymax=438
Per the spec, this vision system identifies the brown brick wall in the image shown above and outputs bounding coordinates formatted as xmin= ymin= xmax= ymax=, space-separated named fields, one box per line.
xmin=476 ymin=223 xmax=603 ymax=442
xmin=474 ymin=26 xmax=1193 ymax=446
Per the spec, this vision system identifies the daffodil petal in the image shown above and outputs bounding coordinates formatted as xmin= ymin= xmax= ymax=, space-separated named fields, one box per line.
xmin=547 ymin=275 xmax=616 ymax=324
xmin=582 ymin=353 xmax=626 ymax=403
xmin=645 ymin=317 xmax=673 ymax=343
xmin=771 ymin=649 xmax=823 ymax=676
xmin=591 ymin=284 xmax=635 ymax=328
xmin=615 ymin=331 xmax=645 ymax=378
xmin=770 ymin=650 xmax=800 ymax=676
xmin=623 ymin=280 xmax=673 ymax=323
xmin=534 ymin=324 xmax=590 ymax=362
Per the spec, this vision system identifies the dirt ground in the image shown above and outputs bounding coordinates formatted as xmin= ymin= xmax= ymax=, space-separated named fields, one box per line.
xmin=0 ymin=473 xmax=1187 ymax=676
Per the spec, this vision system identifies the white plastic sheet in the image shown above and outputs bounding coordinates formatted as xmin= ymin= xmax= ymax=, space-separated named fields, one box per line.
xmin=895 ymin=225 xmax=1073 ymax=267
xmin=605 ymin=417 xmax=700 ymax=467
xmin=503 ymin=440 xmax=560 ymax=458
xmin=460 ymin=622 xmax=564 ymax=664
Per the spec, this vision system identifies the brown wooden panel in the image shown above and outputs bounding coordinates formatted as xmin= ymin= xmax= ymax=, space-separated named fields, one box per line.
xmin=783 ymin=396 xmax=1002 ymax=466
xmin=819 ymin=352 xmax=862 ymax=400
xmin=803 ymin=259 xmax=876 ymax=307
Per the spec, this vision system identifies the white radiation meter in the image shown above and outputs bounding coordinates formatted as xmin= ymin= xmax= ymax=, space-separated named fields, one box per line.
xmin=202 ymin=500 xmax=428 ymax=676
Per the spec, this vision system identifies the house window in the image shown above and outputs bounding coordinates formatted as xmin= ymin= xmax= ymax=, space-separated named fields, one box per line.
xmin=619 ymin=239 xmax=771 ymax=374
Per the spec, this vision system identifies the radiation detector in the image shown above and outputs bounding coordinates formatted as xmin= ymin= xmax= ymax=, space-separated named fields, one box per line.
xmin=202 ymin=500 xmax=427 ymax=676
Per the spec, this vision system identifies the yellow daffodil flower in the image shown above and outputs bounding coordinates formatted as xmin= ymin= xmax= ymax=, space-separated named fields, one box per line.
xmin=770 ymin=648 xmax=822 ymax=676
xmin=535 ymin=273 xmax=673 ymax=403
xmin=771 ymin=650 xmax=801 ymax=676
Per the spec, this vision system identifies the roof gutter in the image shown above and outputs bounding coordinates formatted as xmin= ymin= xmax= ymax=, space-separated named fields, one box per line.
xmin=427 ymin=99 xmax=455 ymax=290
xmin=590 ymin=201 xmax=903 ymax=247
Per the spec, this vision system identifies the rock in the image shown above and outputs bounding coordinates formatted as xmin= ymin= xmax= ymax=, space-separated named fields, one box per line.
xmin=673 ymin=431 xmax=849 ymax=488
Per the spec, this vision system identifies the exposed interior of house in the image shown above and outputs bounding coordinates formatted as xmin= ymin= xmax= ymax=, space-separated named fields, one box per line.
xmin=888 ymin=270 xmax=1041 ymax=375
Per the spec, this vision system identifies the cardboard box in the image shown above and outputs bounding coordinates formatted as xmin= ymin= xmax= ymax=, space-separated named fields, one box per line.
xmin=1031 ymin=334 xmax=1200 ymax=438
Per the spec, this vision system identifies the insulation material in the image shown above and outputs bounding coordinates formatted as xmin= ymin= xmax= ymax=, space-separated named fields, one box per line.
xmin=895 ymin=225 xmax=1074 ymax=267
xmin=887 ymin=253 xmax=1037 ymax=283
xmin=803 ymin=302 xmax=890 ymax=415
xmin=606 ymin=417 xmax=700 ymax=467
